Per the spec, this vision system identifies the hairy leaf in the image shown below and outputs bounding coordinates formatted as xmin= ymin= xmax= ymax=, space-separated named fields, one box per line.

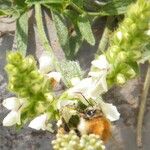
xmin=77 ymin=15 xmax=95 ymax=45
xmin=52 ymin=11 xmax=70 ymax=57
xmin=139 ymin=44 xmax=150 ymax=64
xmin=83 ymin=0 xmax=135 ymax=15
xmin=16 ymin=11 xmax=28 ymax=56
xmin=64 ymin=10 xmax=83 ymax=58
xmin=56 ymin=60 xmax=84 ymax=87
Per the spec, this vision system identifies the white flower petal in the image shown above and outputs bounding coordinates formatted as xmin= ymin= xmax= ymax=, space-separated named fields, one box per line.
xmin=68 ymin=78 xmax=92 ymax=97
xmin=39 ymin=52 xmax=53 ymax=74
xmin=28 ymin=114 xmax=47 ymax=130
xmin=47 ymin=72 xmax=61 ymax=83
xmin=2 ymin=97 xmax=20 ymax=110
xmin=91 ymin=55 xmax=109 ymax=70
xmin=88 ymin=71 xmax=103 ymax=78
xmin=116 ymin=31 xmax=123 ymax=41
xmin=100 ymin=101 xmax=120 ymax=121
xmin=84 ymin=76 xmax=108 ymax=100
xmin=70 ymin=77 xmax=80 ymax=86
xmin=57 ymin=100 xmax=77 ymax=110
xmin=3 ymin=111 xmax=21 ymax=126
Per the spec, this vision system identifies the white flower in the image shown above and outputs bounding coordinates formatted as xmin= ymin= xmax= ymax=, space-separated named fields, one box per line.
xmin=99 ymin=101 xmax=120 ymax=121
xmin=70 ymin=77 xmax=80 ymax=86
xmin=39 ymin=52 xmax=53 ymax=74
xmin=91 ymin=55 xmax=109 ymax=70
xmin=2 ymin=97 xmax=27 ymax=126
xmin=28 ymin=114 xmax=53 ymax=132
xmin=89 ymin=75 xmax=108 ymax=99
xmin=68 ymin=78 xmax=93 ymax=103
xmin=2 ymin=97 xmax=20 ymax=110
xmin=3 ymin=110 xmax=21 ymax=126
xmin=47 ymin=71 xmax=61 ymax=83
xmin=57 ymin=100 xmax=77 ymax=110
xmin=68 ymin=76 xmax=107 ymax=101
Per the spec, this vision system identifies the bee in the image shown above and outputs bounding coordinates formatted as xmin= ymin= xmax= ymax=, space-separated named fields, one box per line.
xmin=57 ymin=105 xmax=111 ymax=143
xmin=77 ymin=106 xmax=111 ymax=142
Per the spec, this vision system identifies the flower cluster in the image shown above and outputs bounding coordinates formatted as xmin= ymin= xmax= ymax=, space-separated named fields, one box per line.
xmin=105 ymin=0 xmax=150 ymax=86
xmin=3 ymin=52 xmax=60 ymax=130
xmin=52 ymin=131 xmax=105 ymax=150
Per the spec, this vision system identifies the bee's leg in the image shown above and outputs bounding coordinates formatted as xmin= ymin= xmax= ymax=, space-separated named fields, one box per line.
xmin=57 ymin=127 xmax=66 ymax=134
xmin=75 ymin=129 xmax=81 ymax=137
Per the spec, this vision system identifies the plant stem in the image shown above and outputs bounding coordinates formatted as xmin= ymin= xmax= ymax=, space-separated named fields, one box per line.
xmin=70 ymin=2 xmax=109 ymax=16
xmin=70 ymin=2 xmax=84 ymax=14
xmin=87 ymin=11 xmax=110 ymax=16
xmin=137 ymin=62 xmax=150 ymax=148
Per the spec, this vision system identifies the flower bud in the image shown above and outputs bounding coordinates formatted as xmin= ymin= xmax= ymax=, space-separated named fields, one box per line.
xmin=31 ymin=83 xmax=41 ymax=94
xmin=116 ymin=31 xmax=123 ymax=42
xmin=117 ymin=51 xmax=127 ymax=62
xmin=35 ymin=101 xmax=47 ymax=114
xmin=44 ymin=93 xmax=53 ymax=102
xmin=7 ymin=52 xmax=22 ymax=64
xmin=116 ymin=73 xmax=126 ymax=85
xmin=25 ymin=56 xmax=36 ymax=71
xmin=29 ymin=71 xmax=40 ymax=79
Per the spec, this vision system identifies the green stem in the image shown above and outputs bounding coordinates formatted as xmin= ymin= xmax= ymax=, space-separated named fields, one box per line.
xmin=70 ymin=2 xmax=84 ymax=14
xmin=70 ymin=2 xmax=109 ymax=16
xmin=87 ymin=11 xmax=110 ymax=16
xmin=137 ymin=62 xmax=150 ymax=148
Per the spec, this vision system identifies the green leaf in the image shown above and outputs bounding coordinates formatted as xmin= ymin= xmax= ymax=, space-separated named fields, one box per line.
xmin=77 ymin=15 xmax=95 ymax=45
xmin=64 ymin=10 xmax=83 ymax=58
xmin=83 ymin=0 xmax=135 ymax=15
xmin=52 ymin=11 xmax=71 ymax=58
xmin=139 ymin=44 xmax=150 ymax=64
xmin=16 ymin=11 xmax=28 ymax=56
xmin=72 ymin=0 xmax=83 ymax=8
xmin=101 ymin=0 xmax=136 ymax=15
xmin=56 ymin=60 xmax=84 ymax=87
xmin=69 ymin=34 xmax=83 ymax=57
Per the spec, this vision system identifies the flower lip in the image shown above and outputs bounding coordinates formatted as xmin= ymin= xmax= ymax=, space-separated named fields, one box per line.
xmin=39 ymin=52 xmax=53 ymax=74
xmin=100 ymin=101 xmax=120 ymax=121
xmin=28 ymin=113 xmax=53 ymax=131
xmin=91 ymin=55 xmax=110 ymax=70
xmin=2 ymin=97 xmax=20 ymax=110
xmin=3 ymin=110 xmax=21 ymax=126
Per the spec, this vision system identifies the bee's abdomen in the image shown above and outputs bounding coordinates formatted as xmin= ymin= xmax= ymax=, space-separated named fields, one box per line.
xmin=88 ymin=117 xmax=111 ymax=142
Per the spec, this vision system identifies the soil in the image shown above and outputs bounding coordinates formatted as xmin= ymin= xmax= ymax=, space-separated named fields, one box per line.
xmin=0 ymin=12 xmax=150 ymax=150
